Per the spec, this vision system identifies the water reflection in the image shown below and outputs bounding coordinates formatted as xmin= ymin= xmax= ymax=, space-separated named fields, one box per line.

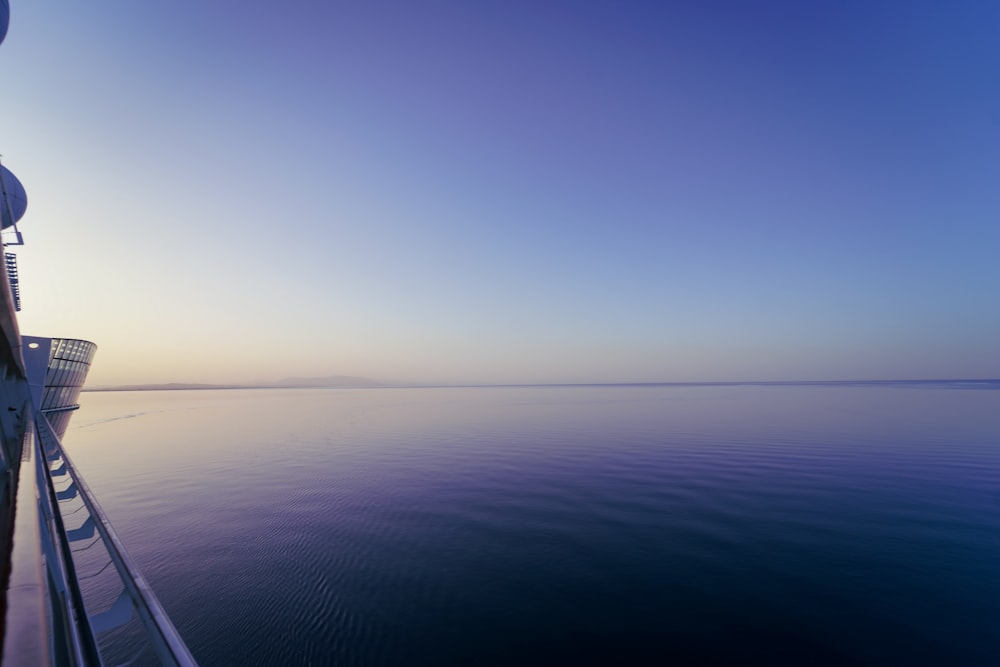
xmin=66 ymin=384 xmax=1000 ymax=665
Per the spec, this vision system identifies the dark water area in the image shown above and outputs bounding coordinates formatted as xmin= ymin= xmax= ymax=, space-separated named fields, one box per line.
xmin=65 ymin=384 xmax=1000 ymax=666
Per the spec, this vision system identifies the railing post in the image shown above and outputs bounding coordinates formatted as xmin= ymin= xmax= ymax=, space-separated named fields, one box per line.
xmin=35 ymin=414 xmax=199 ymax=666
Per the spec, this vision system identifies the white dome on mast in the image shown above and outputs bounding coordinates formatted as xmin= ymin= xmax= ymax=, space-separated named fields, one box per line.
xmin=0 ymin=0 xmax=9 ymax=47
xmin=0 ymin=165 xmax=27 ymax=229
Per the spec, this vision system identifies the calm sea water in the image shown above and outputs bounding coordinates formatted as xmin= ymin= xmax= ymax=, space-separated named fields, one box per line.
xmin=63 ymin=383 xmax=1000 ymax=666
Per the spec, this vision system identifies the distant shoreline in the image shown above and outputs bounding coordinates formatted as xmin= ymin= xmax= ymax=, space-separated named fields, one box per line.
xmin=82 ymin=379 xmax=1000 ymax=393
xmin=83 ymin=376 xmax=386 ymax=392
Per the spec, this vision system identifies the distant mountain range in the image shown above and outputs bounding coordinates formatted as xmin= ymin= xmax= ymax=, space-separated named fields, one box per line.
xmin=84 ymin=375 xmax=384 ymax=392
xmin=84 ymin=377 xmax=1000 ymax=393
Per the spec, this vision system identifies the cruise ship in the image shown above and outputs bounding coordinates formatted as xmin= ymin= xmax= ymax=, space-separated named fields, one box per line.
xmin=0 ymin=4 xmax=198 ymax=664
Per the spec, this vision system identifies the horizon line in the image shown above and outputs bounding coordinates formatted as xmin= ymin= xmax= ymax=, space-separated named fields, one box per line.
xmin=81 ymin=378 xmax=1000 ymax=393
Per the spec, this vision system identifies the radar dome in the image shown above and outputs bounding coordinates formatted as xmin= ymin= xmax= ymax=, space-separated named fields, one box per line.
xmin=0 ymin=165 xmax=27 ymax=229
xmin=0 ymin=1 xmax=8 ymax=47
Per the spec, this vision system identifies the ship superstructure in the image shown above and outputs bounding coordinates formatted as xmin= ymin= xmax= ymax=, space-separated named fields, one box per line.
xmin=0 ymin=4 xmax=198 ymax=664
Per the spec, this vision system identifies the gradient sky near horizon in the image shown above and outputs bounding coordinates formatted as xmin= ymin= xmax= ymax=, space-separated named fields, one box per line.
xmin=1 ymin=1 xmax=998 ymax=386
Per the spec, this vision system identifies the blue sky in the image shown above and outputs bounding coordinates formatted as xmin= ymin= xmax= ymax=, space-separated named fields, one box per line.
xmin=1 ymin=1 xmax=998 ymax=385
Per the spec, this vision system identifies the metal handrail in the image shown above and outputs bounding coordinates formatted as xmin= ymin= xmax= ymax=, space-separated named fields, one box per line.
xmin=35 ymin=414 xmax=199 ymax=666
xmin=34 ymin=420 xmax=98 ymax=667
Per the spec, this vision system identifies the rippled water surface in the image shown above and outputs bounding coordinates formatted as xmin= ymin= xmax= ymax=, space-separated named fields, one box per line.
xmin=65 ymin=384 xmax=1000 ymax=665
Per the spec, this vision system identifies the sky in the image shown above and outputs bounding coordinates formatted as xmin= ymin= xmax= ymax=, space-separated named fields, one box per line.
xmin=0 ymin=1 xmax=998 ymax=386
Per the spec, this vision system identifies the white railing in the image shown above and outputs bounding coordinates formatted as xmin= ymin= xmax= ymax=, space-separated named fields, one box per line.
xmin=34 ymin=412 xmax=198 ymax=666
